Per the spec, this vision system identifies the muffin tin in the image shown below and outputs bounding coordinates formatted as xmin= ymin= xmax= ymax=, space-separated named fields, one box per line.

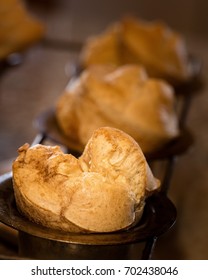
xmin=0 ymin=172 xmax=176 ymax=260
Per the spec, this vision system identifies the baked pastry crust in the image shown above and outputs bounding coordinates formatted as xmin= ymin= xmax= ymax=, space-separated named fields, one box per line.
xmin=12 ymin=127 xmax=160 ymax=233
xmin=81 ymin=16 xmax=193 ymax=83
xmin=0 ymin=0 xmax=44 ymax=60
xmin=56 ymin=64 xmax=179 ymax=154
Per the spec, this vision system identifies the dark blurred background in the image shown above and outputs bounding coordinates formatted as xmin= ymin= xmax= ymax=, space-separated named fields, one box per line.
xmin=28 ymin=0 xmax=208 ymax=41
xmin=0 ymin=0 xmax=208 ymax=259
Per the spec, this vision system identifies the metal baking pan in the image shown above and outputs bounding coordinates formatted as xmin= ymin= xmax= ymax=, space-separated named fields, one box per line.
xmin=0 ymin=172 xmax=176 ymax=259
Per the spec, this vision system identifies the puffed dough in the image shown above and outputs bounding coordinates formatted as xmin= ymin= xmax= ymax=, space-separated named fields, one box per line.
xmin=81 ymin=16 xmax=193 ymax=83
xmin=12 ymin=127 xmax=160 ymax=233
xmin=0 ymin=0 xmax=44 ymax=60
xmin=56 ymin=64 xmax=179 ymax=154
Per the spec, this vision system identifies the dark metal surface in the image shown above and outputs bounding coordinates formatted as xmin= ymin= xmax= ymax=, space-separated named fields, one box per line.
xmin=0 ymin=173 xmax=176 ymax=250
xmin=18 ymin=232 xmax=143 ymax=260
xmin=0 ymin=53 xmax=23 ymax=75
xmin=174 ymin=54 xmax=203 ymax=96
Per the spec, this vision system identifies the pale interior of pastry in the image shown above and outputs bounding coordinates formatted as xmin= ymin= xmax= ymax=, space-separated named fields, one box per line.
xmin=12 ymin=127 xmax=160 ymax=233
xmin=56 ymin=64 xmax=179 ymax=154
xmin=81 ymin=16 xmax=193 ymax=83
xmin=0 ymin=0 xmax=45 ymax=60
